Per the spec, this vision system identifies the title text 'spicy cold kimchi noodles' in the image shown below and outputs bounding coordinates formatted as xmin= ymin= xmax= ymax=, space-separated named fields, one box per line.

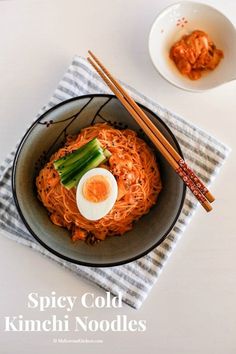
xmin=36 ymin=124 xmax=162 ymax=242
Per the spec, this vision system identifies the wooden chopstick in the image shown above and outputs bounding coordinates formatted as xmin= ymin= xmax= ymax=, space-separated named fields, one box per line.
xmin=87 ymin=51 xmax=213 ymax=212
xmin=88 ymin=51 xmax=214 ymax=204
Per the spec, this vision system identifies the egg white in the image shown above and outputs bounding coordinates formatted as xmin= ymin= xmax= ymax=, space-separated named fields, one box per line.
xmin=76 ymin=168 xmax=118 ymax=221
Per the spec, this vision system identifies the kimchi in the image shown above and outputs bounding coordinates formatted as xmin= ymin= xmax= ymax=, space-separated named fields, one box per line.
xmin=170 ymin=30 xmax=224 ymax=80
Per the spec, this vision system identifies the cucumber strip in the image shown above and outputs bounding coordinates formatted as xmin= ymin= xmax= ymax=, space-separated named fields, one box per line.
xmin=53 ymin=137 xmax=112 ymax=190
xmin=103 ymin=148 xmax=112 ymax=158
xmin=62 ymin=151 xmax=107 ymax=189
xmin=60 ymin=148 xmax=104 ymax=182
xmin=57 ymin=146 xmax=104 ymax=177
xmin=54 ymin=138 xmax=100 ymax=170
xmin=58 ymin=141 xmax=101 ymax=170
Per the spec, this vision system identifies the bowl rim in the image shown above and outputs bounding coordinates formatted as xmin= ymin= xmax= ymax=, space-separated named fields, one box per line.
xmin=12 ymin=94 xmax=186 ymax=267
xmin=148 ymin=1 xmax=236 ymax=92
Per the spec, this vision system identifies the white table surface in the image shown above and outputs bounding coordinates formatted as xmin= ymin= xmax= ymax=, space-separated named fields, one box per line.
xmin=0 ymin=0 xmax=235 ymax=353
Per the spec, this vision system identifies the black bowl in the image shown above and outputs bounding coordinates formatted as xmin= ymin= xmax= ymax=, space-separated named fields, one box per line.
xmin=12 ymin=94 xmax=186 ymax=267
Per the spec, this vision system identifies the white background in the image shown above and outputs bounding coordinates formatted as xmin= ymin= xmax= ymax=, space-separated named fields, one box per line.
xmin=0 ymin=0 xmax=235 ymax=353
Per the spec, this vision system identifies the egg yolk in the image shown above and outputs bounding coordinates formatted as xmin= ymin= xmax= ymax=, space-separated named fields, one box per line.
xmin=82 ymin=175 xmax=111 ymax=203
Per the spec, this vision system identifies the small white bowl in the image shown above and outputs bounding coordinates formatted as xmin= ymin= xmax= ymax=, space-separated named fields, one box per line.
xmin=148 ymin=1 xmax=236 ymax=91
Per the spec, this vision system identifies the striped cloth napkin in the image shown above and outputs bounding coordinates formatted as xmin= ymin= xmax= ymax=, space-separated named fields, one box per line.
xmin=0 ymin=56 xmax=230 ymax=309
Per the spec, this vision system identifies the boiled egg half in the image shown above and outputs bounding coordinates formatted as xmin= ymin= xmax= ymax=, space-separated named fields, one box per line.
xmin=76 ymin=168 xmax=118 ymax=221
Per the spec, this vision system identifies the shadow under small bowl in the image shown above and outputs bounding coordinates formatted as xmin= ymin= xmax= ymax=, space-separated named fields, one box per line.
xmin=149 ymin=1 xmax=236 ymax=91
xmin=12 ymin=94 xmax=186 ymax=267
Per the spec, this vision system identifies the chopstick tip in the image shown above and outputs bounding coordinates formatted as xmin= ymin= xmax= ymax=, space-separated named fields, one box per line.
xmin=204 ymin=202 xmax=213 ymax=212
xmin=205 ymin=191 xmax=215 ymax=203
